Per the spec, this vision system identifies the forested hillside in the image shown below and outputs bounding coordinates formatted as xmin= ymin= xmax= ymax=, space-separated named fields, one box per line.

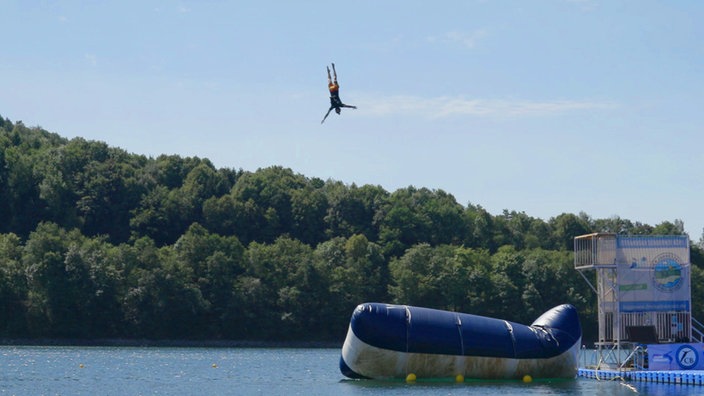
xmin=1 ymin=115 xmax=702 ymax=343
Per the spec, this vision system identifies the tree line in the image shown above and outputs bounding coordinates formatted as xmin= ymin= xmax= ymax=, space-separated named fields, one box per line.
xmin=1 ymin=115 xmax=702 ymax=343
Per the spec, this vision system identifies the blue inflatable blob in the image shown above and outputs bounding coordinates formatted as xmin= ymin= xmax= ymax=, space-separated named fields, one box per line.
xmin=340 ymin=303 xmax=581 ymax=380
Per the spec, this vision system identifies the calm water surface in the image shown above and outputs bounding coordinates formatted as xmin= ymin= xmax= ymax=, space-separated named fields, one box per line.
xmin=1 ymin=346 xmax=703 ymax=395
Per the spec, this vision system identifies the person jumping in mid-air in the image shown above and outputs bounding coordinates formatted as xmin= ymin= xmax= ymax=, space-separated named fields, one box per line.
xmin=321 ymin=63 xmax=356 ymax=124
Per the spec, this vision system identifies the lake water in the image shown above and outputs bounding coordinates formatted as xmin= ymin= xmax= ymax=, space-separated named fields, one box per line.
xmin=2 ymin=346 xmax=704 ymax=395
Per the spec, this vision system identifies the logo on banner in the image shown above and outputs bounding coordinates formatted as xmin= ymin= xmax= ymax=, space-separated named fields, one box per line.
xmin=652 ymin=253 xmax=683 ymax=292
xmin=676 ymin=345 xmax=699 ymax=369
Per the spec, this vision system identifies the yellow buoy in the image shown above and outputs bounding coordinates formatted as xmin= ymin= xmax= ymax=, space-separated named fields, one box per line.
xmin=212 ymin=363 xmax=217 ymax=368
xmin=79 ymin=364 xmax=85 ymax=369
xmin=522 ymin=374 xmax=533 ymax=383
xmin=406 ymin=373 xmax=417 ymax=382
xmin=455 ymin=374 xmax=465 ymax=383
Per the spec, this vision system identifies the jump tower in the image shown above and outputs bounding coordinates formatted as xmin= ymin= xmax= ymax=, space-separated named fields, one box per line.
xmin=574 ymin=233 xmax=703 ymax=371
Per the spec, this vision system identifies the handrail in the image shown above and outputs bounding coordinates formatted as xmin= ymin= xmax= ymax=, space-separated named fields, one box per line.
xmin=692 ymin=316 xmax=704 ymax=328
xmin=692 ymin=317 xmax=704 ymax=343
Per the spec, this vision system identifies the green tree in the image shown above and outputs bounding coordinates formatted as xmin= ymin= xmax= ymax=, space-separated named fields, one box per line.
xmin=324 ymin=182 xmax=388 ymax=241
xmin=228 ymin=275 xmax=268 ymax=339
xmin=388 ymin=244 xmax=492 ymax=313
xmin=0 ymin=233 xmax=28 ymax=336
xmin=379 ymin=187 xmax=465 ymax=257
xmin=24 ymin=223 xmax=84 ymax=337
xmin=202 ymin=195 xmax=266 ymax=244
xmin=35 ymin=139 xmax=107 ymax=229
xmin=496 ymin=210 xmax=553 ymax=250
xmin=652 ymin=220 xmax=686 ymax=235
xmin=464 ymin=204 xmax=500 ymax=251
xmin=316 ymin=235 xmax=387 ymax=335
xmin=388 ymin=244 xmax=452 ymax=308
xmin=62 ymin=236 xmax=125 ymax=336
xmin=520 ymin=249 xmax=591 ymax=325
xmin=448 ymin=246 xmax=493 ymax=314
xmin=75 ymin=150 xmax=144 ymax=242
xmin=130 ymin=186 xmax=195 ymax=246
xmin=231 ymin=166 xmax=308 ymax=242
xmin=550 ymin=213 xmax=591 ymax=251
xmin=148 ymin=155 xmax=212 ymax=189
xmin=173 ymin=223 xmax=245 ymax=337
xmin=486 ymin=246 xmax=526 ymax=318
xmin=244 ymin=237 xmax=323 ymax=340
xmin=122 ymin=244 xmax=209 ymax=339
xmin=290 ymin=186 xmax=328 ymax=246
xmin=179 ymin=162 xmax=229 ymax=226
xmin=2 ymin=146 xmax=45 ymax=237
xmin=0 ymin=133 xmax=9 ymax=229
xmin=120 ymin=237 xmax=162 ymax=336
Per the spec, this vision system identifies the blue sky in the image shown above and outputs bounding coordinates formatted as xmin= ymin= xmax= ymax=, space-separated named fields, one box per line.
xmin=2 ymin=1 xmax=703 ymax=240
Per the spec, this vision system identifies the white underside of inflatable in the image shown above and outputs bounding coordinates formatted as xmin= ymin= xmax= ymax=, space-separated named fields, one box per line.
xmin=341 ymin=325 xmax=581 ymax=380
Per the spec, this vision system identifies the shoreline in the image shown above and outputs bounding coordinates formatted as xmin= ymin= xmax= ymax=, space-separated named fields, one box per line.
xmin=0 ymin=338 xmax=342 ymax=348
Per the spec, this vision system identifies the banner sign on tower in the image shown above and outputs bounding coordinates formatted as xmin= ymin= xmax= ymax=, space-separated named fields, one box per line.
xmin=615 ymin=236 xmax=690 ymax=313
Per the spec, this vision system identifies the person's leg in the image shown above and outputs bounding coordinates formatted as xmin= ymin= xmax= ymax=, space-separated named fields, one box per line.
xmin=327 ymin=66 xmax=332 ymax=85
xmin=321 ymin=106 xmax=334 ymax=123
xmin=332 ymin=63 xmax=338 ymax=84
